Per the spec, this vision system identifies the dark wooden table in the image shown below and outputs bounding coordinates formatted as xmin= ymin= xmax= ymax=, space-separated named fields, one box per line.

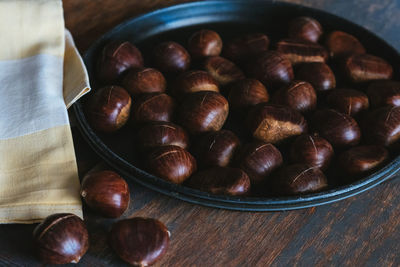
xmin=1 ymin=1 xmax=400 ymax=266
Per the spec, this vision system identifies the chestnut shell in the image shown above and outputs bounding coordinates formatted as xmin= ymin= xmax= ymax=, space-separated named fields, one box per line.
xmin=223 ymin=33 xmax=270 ymax=63
xmin=326 ymin=88 xmax=369 ymax=116
xmin=203 ymin=56 xmax=245 ymax=86
xmin=174 ymin=70 xmax=219 ymax=95
xmin=288 ymin=16 xmax=323 ymax=43
xmin=344 ymin=54 xmax=393 ymax=83
xmin=367 ymin=80 xmax=400 ymax=108
xmin=227 ymin=78 xmax=269 ymax=110
xmin=153 ymin=41 xmax=191 ymax=75
xmin=295 ymin=62 xmax=336 ymax=91
xmin=276 ymin=38 xmax=328 ymax=65
xmin=122 ymin=68 xmax=166 ymax=95
xmin=188 ymin=29 xmax=223 ymax=59
xmin=131 ymin=93 xmax=175 ymax=123
xmin=325 ymin=31 xmax=366 ymax=58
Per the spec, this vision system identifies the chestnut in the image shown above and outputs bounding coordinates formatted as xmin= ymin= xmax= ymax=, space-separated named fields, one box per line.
xmin=122 ymin=68 xmax=166 ymax=95
xmin=247 ymin=104 xmax=307 ymax=144
xmin=186 ymin=167 xmax=250 ymax=196
xmin=295 ymin=62 xmax=336 ymax=91
xmin=227 ymin=78 xmax=269 ymax=110
xmin=367 ymin=80 xmax=400 ymax=108
xmin=187 ymin=29 xmax=223 ymax=59
xmin=344 ymin=54 xmax=393 ymax=83
xmin=174 ymin=70 xmax=219 ymax=95
xmin=272 ymin=80 xmax=317 ymax=113
xmin=326 ymin=88 xmax=369 ymax=116
xmin=178 ymin=91 xmax=229 ymax=134
xmin=97 ymin=41 xmax=144 ymax=84
xmin=86 ymin=86 xmax=131 ymax=133
xmin=33 ymin=213 xmax=89 ymax=264
xmin=273 ymin=164 xmax=328 ymax=195
xmin=223 ymin=33 xmax=270 ymax=63
xmin=246 ymin=51 xmax=294 ymax=89
xmin=325 ymin=31 xmax=366 ymax=58
xmin=290 ymin=134 xmax=334 ymax=171
xmin=338 ymin=145 xmax=388 ymax=175
xmin=136 ymin=121 xmax=189 ymax=151
xmin=311 ymin=109 xmax=361 ymax=147
xmin=145 ymin=145 xmax=196 ymax=184
xmin=131 ymin=93 xmax=175 ymax=123
xmin=193 ymin=130 xmax=240 ymax=168
xmin=153 ymin=41 xmax=191 ymax=75
xmin=80 ymin=170 xmax=129 ymax=218
xmin=288 ymin=16 xmax=323 ymax=43
xmin=109 ymin=217 xmax=169 ymax=266
xmin=276 ymin=38 xmax=328 ymax=65
xmin=236 ymin=141 xmax=283 ymax=184
xmin=203 ymin=56 xmax=245 ymax=86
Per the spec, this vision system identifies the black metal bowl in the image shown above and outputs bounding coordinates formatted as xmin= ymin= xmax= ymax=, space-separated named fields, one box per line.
xmin=73 ymin=0 xmax=400 ymax=211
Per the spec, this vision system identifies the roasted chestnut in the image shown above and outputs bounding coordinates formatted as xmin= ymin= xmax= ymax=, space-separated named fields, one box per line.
xmin=136 ymin=121 xmax=189 ymax=151
xmin=80 ymin=170 xmax=130 ymax=218
xmin=122 ymin=68 xmax=166 ymax=95
xmin=131 ymin=93 xmax=175 ymax=123
xmin=367 ymin=80 xmax=400 ymax=108
xmin=326 ymin=88 xmax=369 ymax=116
xmin=109 ymin=217 xmax=169 ymax=266
xmin=273 ymin=164 xmax=328 ymax=195
xmin=186 ymin=167 xmax=250 ymax=196
xmin=247 ymin=104 xmax=307 ymax=144
xmin=344 ymin=54 xmax=393 ymax=83
xmin=97 ymin=41 xmax=144 ymax=84
xmin=246 ymin=51 xmax=294 ymax=89
xmin=203 ymin=56 xmax=245 ymax=86
xmin=272 ymin=80 xmax=316 ymax=113
xmin=227 ymin=78 xmax=269 ymax=110
xmin=276 ymin=38 xmax=328 ymax=64
xmin=223 ymin=33 xmax=270 ymax=63
xmin=33 ymin=213 xmax=89 ymax=264
xmin=153 ymin=41 xmax=191 ymax=75
xmin=145 ymin=145 xmax=196 ymax=184
xmin=295 ymin=62 xmax=336 ymax=91
xmin=86 ymin=86 xmax=131 ymax=133
xmin=174 ymin=70 xmax=219 ymax=95
xmin=290 ymin=134 xmax=334 ymax=171
xmin=338 ymin=145 xmax=388 ymax=175
xmin=188 ymin=29 xmax=223 ymax=59
xmin=178 ymin=91 xmax=229 ymax=134
xmin=193 ymin=130 xmax=240 ymax=168
xmin=325 ymin=31 xmax=366 ymax=58
xmin=311 ymin=109 xmax=361 ymax=147
xmin=288 ymin=16 xmax=323 ymax=43
xmin=236 ymin=141 xmax=283 ymax=184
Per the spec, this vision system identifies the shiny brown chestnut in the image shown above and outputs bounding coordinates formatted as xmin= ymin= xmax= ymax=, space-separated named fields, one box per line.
xmin=227 ymin=78 xmax=269 ymax=110
xmin=236 ymin=141 xmax=283 ymax=184
xmin=246 ymin=51 xmax=294 ymax=89
xmin=367 ymin=80 xmax=400 ymax=108
xmin=247 ymin=104 xmax=307 ymax=144
xmin=273 ymin=164 xmax=328 ymax=195
xmin=186 ymin=167 xmax=250 ymax=196
xmin=153 ymin=41 xmax=191 ymax=75
xmin=326 ymin=88 xmax=369 ymax=116
xmin=178 ymin=91 xmax=229 ymax=134
xmin=86 ymin=86 xmax=131 ymax=133
xmin=136 ymin=121 xmax=189 ymax=151
xmin=223 ymin=33 xmax=270 ymax=63
xmin=272 ymin=80 xmax=317 ymax=113
xmin=188 ymin=29 xmax=223 ymax=59
xmin=174 ymin=70 xmax=219 ymax=95
xmin=344 ymin=54 xmax=393 ymax=83
xmin=203 ymin=56 xmax=245 ymax=86
xmin=80 ymin=170 xmax=130 ymax=218
xmin=290 ymin=134 xmax=334 ymax=171
xmin=295 ymin=62 xmax=336 ymax=91
xmin=97 ymin=41 xmax=144 ymax=84
xmin=131 ymin=93 xmax=175 ymax=123
xmin=325 ymin=31 xmax=366 ymax=58
xmin=193 ymin=130 xmax=240 ymax=168
xmin=276 ymin=38 xmax=328 ymax=65
xmin=122 ymin=68 xmax=166 ymax=95
xmin=33 ymin=213 xmax=89 ymax=264
xmin=312 ymin=109 xmax=361 ymax=147
xmin=145 ymin=145 xmax=196 ymax=184
xmin=109 ymin=217 xmax=169 ymax=267
xmin=338 ymin=145 xmax=388 ymax=175
xmin=288 ymin=16 xmax=323 ymax=43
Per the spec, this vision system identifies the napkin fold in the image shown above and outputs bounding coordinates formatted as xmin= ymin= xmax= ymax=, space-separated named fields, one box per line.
xmin=0 ymin=0 xmax=90 ymax=223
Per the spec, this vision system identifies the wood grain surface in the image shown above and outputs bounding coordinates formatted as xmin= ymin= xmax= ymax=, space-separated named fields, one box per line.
xmin=0 ymin=0 xmax=399 ymax=266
